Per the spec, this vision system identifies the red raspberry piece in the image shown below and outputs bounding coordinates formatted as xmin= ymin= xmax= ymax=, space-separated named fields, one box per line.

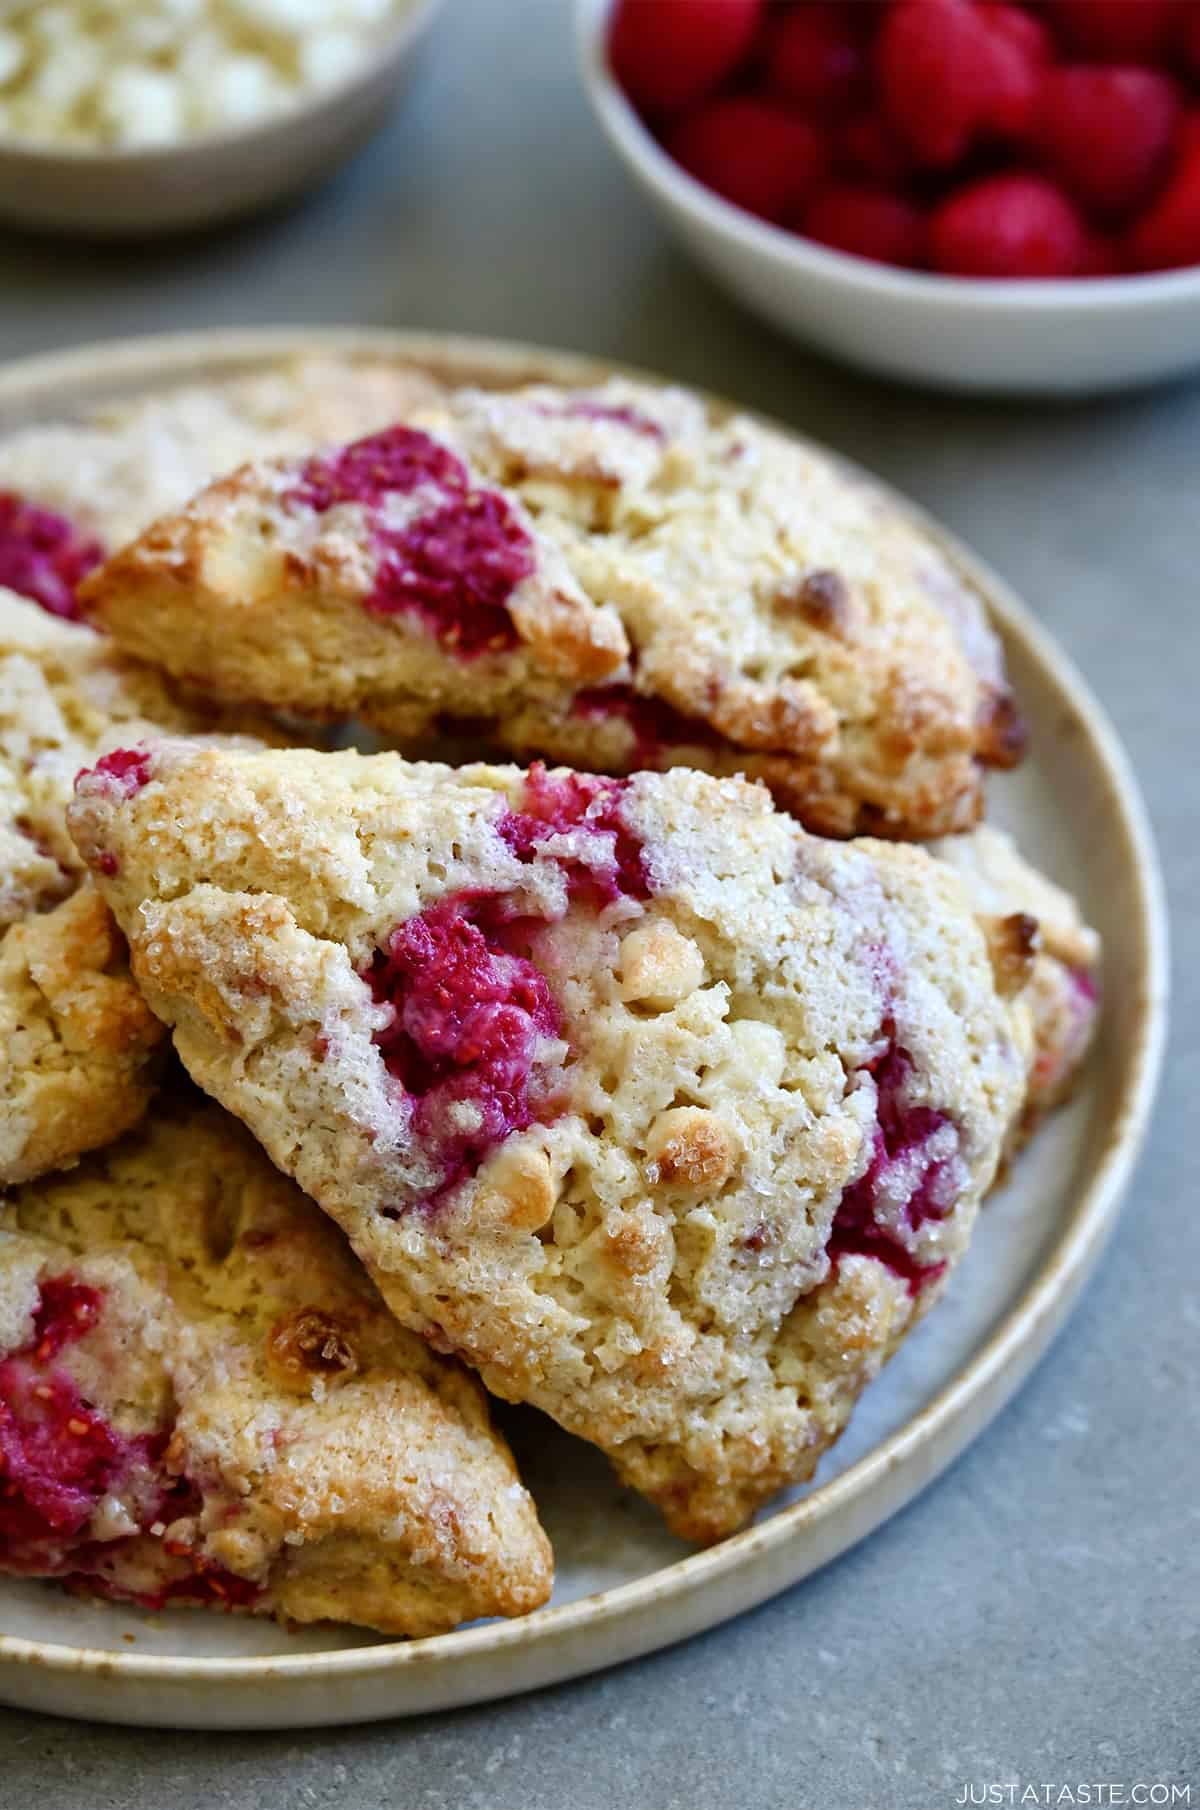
xmin=878 ymin=0 xmax=1046 ymax=168
xmin=1038 ymin=66 xmax=1181 ymax=218
xmin=833 ymin=111 xmax=911 ymax=187
xmin=930 ymin=173 xmax=1089 ymax=277
xmin=609 ymin=0 xmax=762 ymax=116
xmin=665 ymin=97 xmax=826 ymax=223
xmin=799 ymin=184 xmax=927 ymax=267
xmin=765 ymin=3 xmax=867 ymax=118
xmin=1125 ymin=125 xmax=1200 ymax=270
xmin=1050 ymin=0 xmax=1176 ymax=61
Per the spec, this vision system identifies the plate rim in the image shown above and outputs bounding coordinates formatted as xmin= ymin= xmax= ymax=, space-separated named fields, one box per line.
xmin=0 ymin=325 xmax=1169 ymax=1697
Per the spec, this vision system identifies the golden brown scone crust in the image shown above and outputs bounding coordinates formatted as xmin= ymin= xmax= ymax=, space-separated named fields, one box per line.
xmin=81 ymin=377 xmax=1022 ymax=840
xmin=0 ymin=1093 xmax=552 ymax=1634
xmin=0 ymin=887 xmax=167 ymax=1186
xmin=71 ymin=740 xmax=1029 ymax=1540
xmin=931 ymin=825 xmax=1100 ymax=1142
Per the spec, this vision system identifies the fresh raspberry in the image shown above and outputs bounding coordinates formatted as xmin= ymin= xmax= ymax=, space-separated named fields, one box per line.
xmin=799 ymin=184 xmax=927 ymax=266
xmin=665 ymin=97 xmax=826 ymax=223
xmin=764 ymin=3 xmax=867 ymax=118
xmin=609 ymin=0 xmax=762 ymax=116
xmin=1125 ymin=126 xmax=1200 ymax=270
xmin=979 ymin=3 xmax=1054 ymax=137
xmin=1176 ymin=4 xmax=1200 ymax=80
xmin=878 ymin=0 xmax=1046 ymax=168
xmin=833 ymin=110 xmax=911 ymax=187
xmin=930 ymin=173 xmax=1089 ymax=276
xmin=1078 ymin=230 xmax=1121 ymax=276
xmin=1037 ymin=66 xmax=1181 ymax=218
xmin=1050 ymin=0 xmax=1176 ymax=61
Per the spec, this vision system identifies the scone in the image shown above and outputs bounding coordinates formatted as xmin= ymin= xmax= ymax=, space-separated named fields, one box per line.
xmin=0 ymin=1092 xmax=552 ymax=1634
xmin=69 ymin=740 xmax=1030 ymax=1539
xmin=0 ymin=356 xmax=445 ymax=563
xmin=0 ymin=587 xmax=270 ymax=1183
xmin=0 ymin=589 xmax=232 ymax=928
xmin=80 ymin=377 xmax=1024 ymax=839
xmin=0 ymin=888 xmax=167 ymax=1186
xmin=931 ymin=825 xmax=1100 ymax=1139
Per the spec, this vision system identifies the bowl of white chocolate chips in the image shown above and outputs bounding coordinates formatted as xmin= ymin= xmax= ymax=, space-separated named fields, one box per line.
xmin=0 ymin=0 xmax=444 ymax=234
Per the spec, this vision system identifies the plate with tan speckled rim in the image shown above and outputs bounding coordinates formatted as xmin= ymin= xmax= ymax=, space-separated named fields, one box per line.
xmin=0 ymin=329 xmax=1167 ymax=1729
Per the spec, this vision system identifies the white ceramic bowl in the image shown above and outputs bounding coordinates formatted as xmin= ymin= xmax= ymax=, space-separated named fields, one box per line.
xmin=0 ymin=0 xmax=444 ymax=237
xmin=577 ymin=0 xmax=1200 ymax=396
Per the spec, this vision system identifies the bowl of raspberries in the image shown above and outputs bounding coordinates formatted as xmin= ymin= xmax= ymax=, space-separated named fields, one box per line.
xmin=578 ymin=0 xmax=1200 ymax=392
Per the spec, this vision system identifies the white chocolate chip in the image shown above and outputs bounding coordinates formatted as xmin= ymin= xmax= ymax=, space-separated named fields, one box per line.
xmin=0 ymin=0 xmax=412 ymax=148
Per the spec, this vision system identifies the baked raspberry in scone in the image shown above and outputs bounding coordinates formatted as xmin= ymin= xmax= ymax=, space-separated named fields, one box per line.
xmin=80 ymin=377 xmax=1022 ymax=839
xmin=0 ymin=888 xmax=167 ymax=1186
xmin=931 ymin=825 xmax=1100 ymax=1140
xmin=0 ymin=356 xmax=445 ymax=564
xmin=70 ymin=740 xmax=1030 ymax=1540
xmin=0 ymin=1092 xmax=552 ymax=1634
xmin=0 ymin=587 xmax=274 ymax=1183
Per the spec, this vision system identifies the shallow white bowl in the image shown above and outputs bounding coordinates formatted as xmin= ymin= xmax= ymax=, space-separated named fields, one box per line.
xmin=0 ymin=0 xmax=443 ymax=237
xmin=577 ymin=0 xmax=1200 ymax=396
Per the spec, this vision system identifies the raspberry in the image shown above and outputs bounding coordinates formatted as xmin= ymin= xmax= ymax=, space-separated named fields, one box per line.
xmin=665 ymin=97 xmax=826 ymax=223
xmin=930 ymin=173 xmax=1089 ymax=277
xmin=1037 ymin=66 xmax=1181 ymax=218
xmin=368 ymin=895 xmax=563 ymax=1205
xmin=979 ymin=3 xmax=1053 ymax=138
xmin=878 ymin=0 xmax=1046 ymax=167
xmin=1125 ymin=127 xmax=1200 ymax=270
xmin=1179 ymin=5 xmax=1200 ymax=80
xmin=800 ymin=184 xmax=927 ymax=267
xmin=826 ymin=1033 xmax=960 ymax=1297
xmin=609 ymin=0 xmax=762 ymax=116
xmin=833 ymin=110 xmax=911 ymax=187
xmin=0 ymin=492 xmax=104 ymax=621
xmin=764 ymin=2 xmax=867 ymax=118
xmin=1050 ymin=0 xmax=1176 ymax=61
xmin=287 ymin=426 xmax=532 ymax=657
xmin=1078 ymin=230 xmax=1121 ymax=276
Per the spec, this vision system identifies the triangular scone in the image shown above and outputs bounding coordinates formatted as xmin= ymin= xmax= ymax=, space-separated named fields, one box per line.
xmin=71 ymin=741 xmax=1030 ymax=1539
xmin=0 ymin=1092 xmax=552 ymax=1634
xmin=81 ymin=377 xmax=1023 ymax=839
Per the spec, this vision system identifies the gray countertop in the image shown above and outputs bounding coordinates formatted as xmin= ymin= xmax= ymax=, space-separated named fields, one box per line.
xmin=0 ymin=3 xmax=1195 ymax=1805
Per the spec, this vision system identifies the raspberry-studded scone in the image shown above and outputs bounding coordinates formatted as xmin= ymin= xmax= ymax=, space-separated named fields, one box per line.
xmin=0 ymin=1093 xmax=552 ymax=1634
xmin=0 ymin=587 xmax=273 ymax=1183
xmin=931 ymin=825 xmax=1100 ymax=1140
xmin=0 ymin=356 xmax=444 ymax=604
xmin=80 ymin=377 xmax=1023 ymax=839
xmin=70 ymin=741 xmax=1030 ymax=1539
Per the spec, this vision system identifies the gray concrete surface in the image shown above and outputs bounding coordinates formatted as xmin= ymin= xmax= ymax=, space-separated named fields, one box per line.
xmin=0 ymin=3 xmax=1195 ymax=1805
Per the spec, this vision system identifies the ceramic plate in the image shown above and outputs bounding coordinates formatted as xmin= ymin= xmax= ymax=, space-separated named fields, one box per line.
xmin=0 ymin=329 xmax=1167 ymax=1729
